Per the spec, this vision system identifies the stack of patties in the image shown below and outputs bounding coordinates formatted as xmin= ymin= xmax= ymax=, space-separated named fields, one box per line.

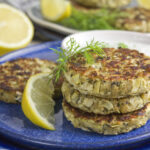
xmin=62 ymin=47 xmax=150 ymax=135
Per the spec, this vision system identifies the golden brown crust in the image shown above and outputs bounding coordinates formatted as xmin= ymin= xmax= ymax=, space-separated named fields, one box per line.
xmin=0 ymin=58 xmax=56 ymax=92
xmin=63 ymin=100 xmax=150 ymax=135
xmin=0 ymin=58 xmax=56 ymax=103
xmin=116 ymin=8 xmax=150 ymax=32
xmin=65 ymin=48 xmax=150 ymax=98
xmin=67 ymin=48 xmax=150 ymax=81
xmin=63 ymin=100 xmax=149 ymax=121
xmin=62 ymin=81 xmax=150 ymax=114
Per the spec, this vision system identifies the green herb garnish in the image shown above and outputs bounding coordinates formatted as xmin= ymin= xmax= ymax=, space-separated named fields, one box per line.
xmin=58 ymin=7 xmax=128 ymax=30
xmin=118 ymin=43 xmax=128 ymax=48
xmin=50 ymin=38 xmax=106 ymax=82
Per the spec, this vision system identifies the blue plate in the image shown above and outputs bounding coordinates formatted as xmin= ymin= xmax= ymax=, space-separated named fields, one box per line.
xmin=1 ymin=41 xmax=150 ymax=150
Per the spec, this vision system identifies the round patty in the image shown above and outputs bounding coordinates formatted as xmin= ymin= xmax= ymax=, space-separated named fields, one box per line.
xmin=73 ymin=0 xmax=131 ymax=8
xmin=62 ymin=81 xmax=150 ymax=115
xmin=116 ymin=8 xmax=150 ymax=33
xmin=65 ymin=48 xmax=150 ymax=98
xmin=63 ymin=100 xmax=150 ymax=135
xmin=0 ymin=58 xmax=56 ymax=103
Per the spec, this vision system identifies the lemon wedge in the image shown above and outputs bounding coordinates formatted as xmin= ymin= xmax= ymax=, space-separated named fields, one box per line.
xmin=21 ymin=73 xmax=55 ymax=130
xmin=138 ymin=0 xmax=150 ymax=9
xmin=0 ymin=4 xmax=34 ymax=55
xmin=41 ymin=0 xmax=71 ymax=21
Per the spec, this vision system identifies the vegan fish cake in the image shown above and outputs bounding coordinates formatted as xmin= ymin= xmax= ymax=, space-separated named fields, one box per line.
xmin=0 ymin=58 xmax=56 ymax=103
xmin=65 ymin=48 xmax=150 ymax=98
xmin=62 ymin=81 xmax=150 ymax=115
xmin=63 ymin=100 xmax=150 ymax=135
xmin=116 ymin=8 xmax=150 ymax=32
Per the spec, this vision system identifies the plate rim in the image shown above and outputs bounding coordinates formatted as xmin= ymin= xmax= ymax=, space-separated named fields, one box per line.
xmin=1 ymin=124 xmax=150 ymax=150
xmin=0 ymin=41 xmax=61 ymax=63
xmin=27 ymin=4 xmax=79 ymax=35
xmin=1 ymin=41 xmax=150 ymax=149
xmin=61 ymin=30 xmax=150 ymax=49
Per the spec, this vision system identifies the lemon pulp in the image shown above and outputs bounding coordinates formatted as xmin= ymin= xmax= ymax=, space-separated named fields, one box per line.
xmin=138 ymin=0 xmax=150 ymax=9
xmin=22 ymin=73 xmax=55 ymax=130
xmin=0 ymin=4 xmax=34 ymax=55
xmin=41 ymin=0 xmax=71 ymax=21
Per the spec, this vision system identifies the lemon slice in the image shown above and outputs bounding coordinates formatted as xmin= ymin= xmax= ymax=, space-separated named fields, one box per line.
xmin=21 ymin=73 xmax=55 ymax=130
xmin=138 ymin=0 xmax=150 ymax=9
xmin=0 ymin=4 xmax=34 ymax=55
xmin=41 ymin=0 xmax=71 ymax=21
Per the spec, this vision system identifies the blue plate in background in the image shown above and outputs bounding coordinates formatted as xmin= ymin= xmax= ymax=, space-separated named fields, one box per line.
xmin=1 ymin=41 xmax=150 ymax=150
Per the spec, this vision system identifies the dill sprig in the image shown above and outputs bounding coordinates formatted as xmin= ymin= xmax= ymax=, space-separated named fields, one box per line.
xmin=58 ymin=7 xmax=129 ymax=30
xmin=50 ymin=38 xmax=106 ymax=82
xmin=118 ymin=43 xmax=128 ymax=49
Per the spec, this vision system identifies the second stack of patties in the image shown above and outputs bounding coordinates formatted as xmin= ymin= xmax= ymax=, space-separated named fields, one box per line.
xmin=62 ymin=47 xmax=150 ymax=135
